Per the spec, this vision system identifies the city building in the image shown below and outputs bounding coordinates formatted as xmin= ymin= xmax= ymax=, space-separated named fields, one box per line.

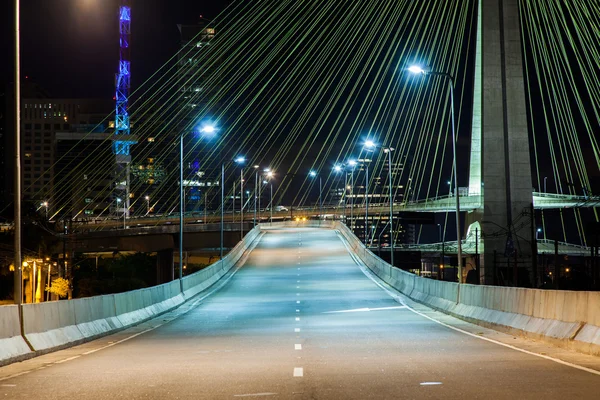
xmin=2 ymin=81 xmax=114 ymax=220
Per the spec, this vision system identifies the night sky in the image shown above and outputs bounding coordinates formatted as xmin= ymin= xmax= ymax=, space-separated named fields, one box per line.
xmin=1 ymin=0 xmax=230 ymax=98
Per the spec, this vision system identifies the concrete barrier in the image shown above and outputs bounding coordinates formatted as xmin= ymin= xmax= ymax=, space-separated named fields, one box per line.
xmin=1 ymin=226 xmax=264 ymax=365
xmin=182 ymin=227 xmax=262 ymax=299
xmin=0 ymin=306 xmax=31 ymax=364
xmin=325 ymin=219 xmax=600 ymax=356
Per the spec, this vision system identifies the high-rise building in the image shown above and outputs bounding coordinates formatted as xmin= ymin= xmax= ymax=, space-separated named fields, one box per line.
xmin=2 ymin=81 xmax=113 ymax=220
xmin=176 ymin=18 xmax=222 ymax=214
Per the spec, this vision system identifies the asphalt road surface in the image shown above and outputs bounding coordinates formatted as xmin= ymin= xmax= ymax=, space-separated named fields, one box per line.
xmin=2 ymin=227 xmax=600 ymax=399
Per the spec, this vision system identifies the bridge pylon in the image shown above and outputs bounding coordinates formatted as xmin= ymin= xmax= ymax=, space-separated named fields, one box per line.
xmin=467 ymin=0 xmax=534 ymax=286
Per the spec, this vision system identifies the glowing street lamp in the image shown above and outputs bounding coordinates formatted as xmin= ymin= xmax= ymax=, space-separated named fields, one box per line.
xmin=333 ymin=165 xmax=344 ymax=218
xmin=362 ymin=140 xmax=377 ymax=245
xmin=234 ymin=157 xmax=246 ymax=240
xmin=309 ymin=170 xmax=322 ymax=219
xmin=41 ymin=201 xmax=48 ymax=220
xmin=408 ymin=64 xmax=463 ymax=282
xmin=266 ymin=170 xmax=274 ymax=224
xmin=347 ymin=159 xmax=357 ymax=228
xmin=181 ymin=123 xmax=219 ymax=285
xmin=383 ymin=147 xmax=395 ymax=267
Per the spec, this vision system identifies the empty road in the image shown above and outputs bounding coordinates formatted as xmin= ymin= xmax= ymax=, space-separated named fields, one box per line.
xmin=1 ymin=227 xmax=600 ymax=399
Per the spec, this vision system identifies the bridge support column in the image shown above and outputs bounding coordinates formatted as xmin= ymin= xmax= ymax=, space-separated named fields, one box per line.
xmin=156 ymin=249 xmax=174 ymax=284
xmin=470 ymin=0 xmax=534 ymax=286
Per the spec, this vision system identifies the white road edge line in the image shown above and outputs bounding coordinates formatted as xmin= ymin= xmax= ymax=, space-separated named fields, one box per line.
xmin=293 ymin=367 xmax=304 ymax=377
xmin=0 ymin=234 xmax=263 ymax=381
xmin=336 ymin=231 xmax=600 ymax=377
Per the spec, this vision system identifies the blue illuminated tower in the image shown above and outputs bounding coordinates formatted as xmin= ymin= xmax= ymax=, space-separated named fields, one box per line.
xmin=113 ymin=0 xmax=134 ymax=217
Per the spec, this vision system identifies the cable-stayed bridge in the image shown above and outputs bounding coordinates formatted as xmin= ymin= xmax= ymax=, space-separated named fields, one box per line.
xmin=12 ymin=0 xmax=598 ymax=289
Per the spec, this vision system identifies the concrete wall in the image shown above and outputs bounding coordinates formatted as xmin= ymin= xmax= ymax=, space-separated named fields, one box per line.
xmin=1 ymin=226 xmax=263 ymax=366
xmin=328 ymin=220 xmax=600 ymax=356
xmin=0 ymin=305 xmax=31 ymax=362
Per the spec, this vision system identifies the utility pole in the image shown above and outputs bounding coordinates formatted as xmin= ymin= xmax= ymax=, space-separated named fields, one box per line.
xmin=13 ymin=0 xmax=22 ymax=306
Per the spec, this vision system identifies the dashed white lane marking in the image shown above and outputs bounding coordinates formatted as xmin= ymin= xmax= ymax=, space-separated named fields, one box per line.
xmin=297 ymin=280 xmax=300 ymax=283
xmin=1 ymin=384 xmax=16 ymax=387
xmin=323 ymin=306 xmax=407 ymax=314
xmin=296 ymin=293 xmax=300 ymax=296
xmin=420 ymin=382 xmax=442 ymax=386
xmin=54 ymin=355 xmax=81 ymax=364
xmin=296 ymin=309 xmax=300 ymax=313
xmin=295 ymin=328 xmax=300 ymax=332
xmin=0 ymin=371 xmax=30 ymax=383
xmin=295 ymin=317 xmax=300 ymax=321
xmin=234 ymin=393 xmax=278 ymax=397
xmin=296 ymin=286 xmax=300 ymax=288
xmin=293 ymin=367 xmax=304 ymax=377
xmin=295 ymin=344 xmax=302 ymax=350
xmin=296 ymin=301 xmax=300 ymax=304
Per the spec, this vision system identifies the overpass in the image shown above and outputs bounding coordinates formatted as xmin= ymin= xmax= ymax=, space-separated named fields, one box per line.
xmin=1 ymin=222 xmax=599 ymax=397
xmin=70 ymin=191 xmax=600 ymax=230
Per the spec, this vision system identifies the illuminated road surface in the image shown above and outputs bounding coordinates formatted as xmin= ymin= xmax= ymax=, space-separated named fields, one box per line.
xmin=2 ymin=227 xmax=600 ymax=399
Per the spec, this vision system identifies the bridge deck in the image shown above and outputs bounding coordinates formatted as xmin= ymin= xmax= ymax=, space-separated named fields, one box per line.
xmin=2 ymin=226 xmax=599 ymax=398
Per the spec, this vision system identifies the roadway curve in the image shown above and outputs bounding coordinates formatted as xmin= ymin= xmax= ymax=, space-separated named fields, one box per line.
xmin=1 ymin=227 xmax=600 ymax=399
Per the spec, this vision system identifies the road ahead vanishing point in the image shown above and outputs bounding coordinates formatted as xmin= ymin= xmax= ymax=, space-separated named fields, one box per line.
xmin=1 ymin=227 xmax=600 ymax=399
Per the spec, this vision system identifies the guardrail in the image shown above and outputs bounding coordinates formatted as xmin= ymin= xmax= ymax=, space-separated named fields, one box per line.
xmin=0 ymin=226 xmax=264 ymax=366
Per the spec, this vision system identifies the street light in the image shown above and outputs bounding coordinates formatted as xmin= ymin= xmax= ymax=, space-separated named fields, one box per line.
xmin=309 ymin=171 xmax=322 ymax=219
xmin=537 ymin=228 xmax=542 ymax=240
xmin=181 ymin=123 xmax=219 ymax=283
xmin=363 ymin=140 xmax=377 ymax=245
xmin=144 ymin=196 xmax=150 ymax=214
xmin=41 ymin=201 xmax=48 ymax=220
xmin=383 ymin=147 xmax=395 ymax=267
xmin=266 ymin=171 xmax=274 ymax=224
xmin=253 ymin=165 xmax=259 ymax=227
xmin=234 ymin=157 xmax=246 ymax=240
xmin=347 ymin=159 xmax=357 ymax=229
xmin=333 ymin=165 xmax=344 ymax=219
xmin=116 ymin=198 xmax=125 ymax=229
xmin=408 ymin=64 xmax=463 ymax=282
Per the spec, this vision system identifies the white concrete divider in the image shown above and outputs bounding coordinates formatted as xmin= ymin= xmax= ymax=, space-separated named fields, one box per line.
xmin=326 ymin=219 xmax=600 ymax=356
xmin=182 ymin=226 xmax=262 ymax=298
xmin=0 ymin=226 xmax=265 ymax=366
xmin=0 ymin=305 xmax=31 ymax=364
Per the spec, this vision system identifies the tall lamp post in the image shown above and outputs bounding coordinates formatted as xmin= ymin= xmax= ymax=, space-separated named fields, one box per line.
xmin=253 ymin=165 xmax=259 ymax=226
xmin=144 ymin=196 xmax=150 ymax=214
xmin=235 ymin=157 xmax=246 ymax=240
xmin=266 ymin=171 xmax=274 ymax=224
xmin=408 ymin=65 xmax=463 ymax=282
xmin=181 ymin=124 xmax=218 ymax=281
xmin=41 ymin=201 xmax=49 ymax=220
xmin=116 ymin=198 xmax=125 ymax=229
xmin=347 ymin=160 xmax=357 ymax=230
xmin=363 ymin=140 xmax=376 ymax=245
xmin=383 ymin=147 xmax=395 ymax=267
xmin=333 ymin=165 xmax=344 ymax=219
xmin=309 ymin=171 xmax=322 ymax=219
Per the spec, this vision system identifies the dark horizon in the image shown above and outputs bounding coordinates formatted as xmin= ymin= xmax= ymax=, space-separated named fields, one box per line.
xmin=0 ymin=0 xmax=230 ymax=98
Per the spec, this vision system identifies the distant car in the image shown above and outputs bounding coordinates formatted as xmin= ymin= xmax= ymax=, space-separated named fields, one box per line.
xmin=274 ymin=206 xmax=289 ymax=212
